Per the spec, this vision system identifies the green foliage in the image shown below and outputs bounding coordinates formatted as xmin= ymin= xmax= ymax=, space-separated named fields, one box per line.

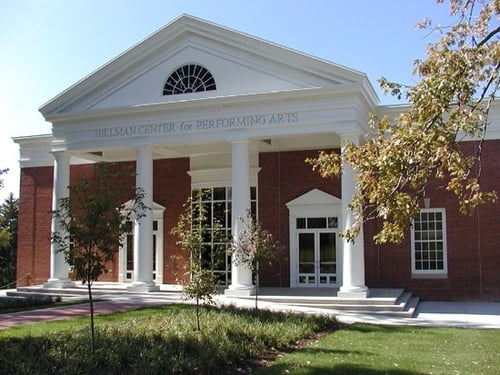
xmin=0 ymin=229 xmax=11 ymax=252
xmin=51 ymin=162 xmax=146 ymax=354
xmin=0 ymin=193 xmax=18 ymax=288
xmin=170 ymin=191 xmax=226 ymax=330
xmin=0 ymin=295 xmax=59 ymax=311
xmin=309 ymin=0 xmax=499 ymax=244
xmin=257 ymin=324 xmax=500 ymax=374
xmin=0 ymin=304 xmax=337 ymax=374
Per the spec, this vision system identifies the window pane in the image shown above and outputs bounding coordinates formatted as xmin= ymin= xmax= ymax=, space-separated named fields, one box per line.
xmin=213 ymin=187 xmax=226 ymax=201
xmin=213 ymin=202 xmax=225 ymax=223
xmin=308 ymin=217 xmax=326 ymax=228
xmin=296 ymin=218 xmax=306 ymax=229
xmin=412 ymin=209 xmax=446 ymax=273
xmin=250 ymin=186 xmax=256 ymax=200
xmin=328 ymin=217 xmax=338 ymax=228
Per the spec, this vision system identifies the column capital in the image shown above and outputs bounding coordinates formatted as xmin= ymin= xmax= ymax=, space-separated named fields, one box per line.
xmin=135 ymin=144 xmax=153 ymax=153
xmin=227 ymin=137 xmax=250 ymax=145
xmin=339 ymin=132 xmax=362 ymax=146
xmin=51 ymin=150 xmax=70 ymax=161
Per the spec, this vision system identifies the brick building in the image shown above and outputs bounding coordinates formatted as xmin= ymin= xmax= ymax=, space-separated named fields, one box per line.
xmin=14 ymin=15 xmax=500 ymax=300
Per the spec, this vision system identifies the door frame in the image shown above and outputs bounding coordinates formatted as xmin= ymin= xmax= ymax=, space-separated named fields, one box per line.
xmin=297 ymin=229 xmax=338 ymax=287
xmin=286 ymin=189 xmax=342 ymax=288
xmin=118 ymin=201 xmax=165 ymax=284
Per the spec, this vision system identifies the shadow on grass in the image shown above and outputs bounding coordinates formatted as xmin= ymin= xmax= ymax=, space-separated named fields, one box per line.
xmin=0 ymin=304 xmax=339 ymax=374
xmin=0 ymin=330 xmax=231 ymax=374
xmin=258 ymin=363 xmax=426 ymax=375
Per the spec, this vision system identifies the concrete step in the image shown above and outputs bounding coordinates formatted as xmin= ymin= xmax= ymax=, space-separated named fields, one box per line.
xmin=14 ymin=285 xmax=420 ymax=318
xmin=233 ymin=289 xmax=420 ymax=318
xmin=313 ymin=296 xmax=420 ymax=318
xmin=6 ymin=290 xmax=87 ymax=301
xmin=288 ymin=292 xmax=411 ymax=311
xmin=13 ymin=285 xmax=183 ymax=300
xmin=244 ymin=288 xmax=405 ymax=305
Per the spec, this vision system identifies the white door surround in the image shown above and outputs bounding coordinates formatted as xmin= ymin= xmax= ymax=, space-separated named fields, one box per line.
xmin=119 ymin=201 xmax=165 ymax=284
xmin=286 ymin=189 xmax=342 ymax=288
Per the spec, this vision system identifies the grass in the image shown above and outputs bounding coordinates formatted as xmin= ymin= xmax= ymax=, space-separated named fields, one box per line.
xmin=0 ymin=304 xmax=337 ymax=374
xmin=2 ymin=305 xmax=499 ymax=374
xmin=255 ymin=323 xmax=500 ymax=375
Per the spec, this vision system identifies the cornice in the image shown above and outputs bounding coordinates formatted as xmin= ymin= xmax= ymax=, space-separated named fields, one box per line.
xmin=45 ymin=84 xmax=373 ymax=125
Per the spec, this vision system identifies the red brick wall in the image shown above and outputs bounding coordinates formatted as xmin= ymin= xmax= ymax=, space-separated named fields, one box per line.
xmin=258 ymin=149 xmax=341 ymax=287
xmin=153 ymin=158 xmax=191 ymax=283
xmin=17 ymin=141 xmax=500 ymax=300
xmin=17 ymin=167 xmax=53 ymax=286
xmin=17 ymin=159 xmax=192 ymax=286
xmin=365 ymin=140 xmax=500 ymax=301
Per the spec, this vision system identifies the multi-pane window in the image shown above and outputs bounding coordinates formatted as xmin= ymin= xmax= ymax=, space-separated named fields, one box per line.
xmin=296 ymin=217 xmax=338 ymax=229
xmin=411 ymin=208 xmax=447 ymax=275
xmin=191 ymin=186 xmax=257 ymax=286
xmin=163 ymin=64 xmax=216 ymax=95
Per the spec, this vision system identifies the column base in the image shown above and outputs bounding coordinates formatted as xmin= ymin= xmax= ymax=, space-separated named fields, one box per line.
xmin=127 ymin=282 xmax=160 ymax=293
xmin=43 ymin=278 xmax=75 ymax=289
xmin=337 ymin=286 xmax=370 ymax=299
xmin=225 ymin=284 xmax=256 ymax=296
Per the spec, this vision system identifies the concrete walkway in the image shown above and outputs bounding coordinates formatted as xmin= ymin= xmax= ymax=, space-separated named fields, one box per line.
xmin=1 ymin=286 xmax=500 ymax=330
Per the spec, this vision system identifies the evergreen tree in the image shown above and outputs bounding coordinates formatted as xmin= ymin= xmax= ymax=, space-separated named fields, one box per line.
xmin=0 ymin=193 xmax=19 ymax=289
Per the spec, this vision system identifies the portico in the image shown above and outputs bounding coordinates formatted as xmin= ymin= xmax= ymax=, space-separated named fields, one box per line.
xmin=17 ymin=15 xmax=378 ymax=298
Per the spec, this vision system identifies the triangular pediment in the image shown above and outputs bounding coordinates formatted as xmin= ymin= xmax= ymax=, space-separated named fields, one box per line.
xmin=286 ymin=188 xmax=341 ymax=208
xmin=40 ymin=15 xmax=369 ymax=117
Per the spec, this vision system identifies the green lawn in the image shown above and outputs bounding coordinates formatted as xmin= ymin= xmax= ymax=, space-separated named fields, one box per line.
xmin=0 ymin=304 xmax=336 ymax=374
xmin=255 ymin=324 xmax=500 ymax=375
xmin=1 ymin=305 xmax=498 ymax=374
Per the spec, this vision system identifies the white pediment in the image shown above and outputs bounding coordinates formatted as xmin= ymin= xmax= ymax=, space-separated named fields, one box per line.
xmin=287 ymin=188 xmax=341 ymax=208
xmin=40 ymin=15 xmax=369 ymax=116
xmin=286 ymin=188 xmax=341 ymax=218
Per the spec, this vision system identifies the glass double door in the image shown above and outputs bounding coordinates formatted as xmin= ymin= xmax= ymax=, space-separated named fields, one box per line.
xmin=125 ymin=234 xmax=158 ymax=281
xmin=298 ymin=230 xmax=337 ymax=287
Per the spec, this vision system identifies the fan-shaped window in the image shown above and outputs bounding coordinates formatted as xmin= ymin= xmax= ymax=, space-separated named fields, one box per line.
xmin=163 ymin=64 xmax=216 ymax=95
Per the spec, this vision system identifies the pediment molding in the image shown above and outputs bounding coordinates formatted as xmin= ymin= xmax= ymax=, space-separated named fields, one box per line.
xmin=40 ymin=15 xmax=377 ymax=118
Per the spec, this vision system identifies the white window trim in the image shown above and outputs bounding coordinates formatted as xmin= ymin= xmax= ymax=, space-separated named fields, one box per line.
xmin=410 ymin=207 xmax=448 ymax=278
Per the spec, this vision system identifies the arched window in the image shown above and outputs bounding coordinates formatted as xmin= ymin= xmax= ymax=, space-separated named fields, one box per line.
xmin=163 ymin=64 xmax=216 ymax=95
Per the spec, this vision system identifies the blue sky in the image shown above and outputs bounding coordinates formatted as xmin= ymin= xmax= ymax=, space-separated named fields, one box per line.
xmin=0 ymin=0 xmax=453 ymax=200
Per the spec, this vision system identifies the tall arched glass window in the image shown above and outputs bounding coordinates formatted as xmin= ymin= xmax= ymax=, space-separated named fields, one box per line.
xmin=163 ymin=64 xmax=216 ymax=95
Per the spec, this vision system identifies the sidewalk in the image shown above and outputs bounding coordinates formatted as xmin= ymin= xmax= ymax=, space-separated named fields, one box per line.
xmin=1 ymin=288 xmax=500 ymax=330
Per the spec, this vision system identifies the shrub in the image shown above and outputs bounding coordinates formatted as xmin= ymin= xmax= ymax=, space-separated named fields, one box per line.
xmin=0 ymin=295 xmax=60 ymax=311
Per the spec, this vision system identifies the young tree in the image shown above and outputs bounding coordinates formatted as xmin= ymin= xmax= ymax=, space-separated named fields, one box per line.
xmin=230 ymin=211 xmax=280 ymax=309
xmin=0 ymin=193 xmax=19 ymax=289
xmin=171 ymin=191 xmax=224 ymax=331
xmin=52 ymin=162 xmax=146 ymax=354
xmin=309 ymin=0 xmax=499 ymax=244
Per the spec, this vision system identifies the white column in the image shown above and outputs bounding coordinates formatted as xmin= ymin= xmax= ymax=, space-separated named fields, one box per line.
xmin=45 ymin=151 xmax=74 ymax=288
xmin=226 ymin=138 xmax=255 ymax=295
xmin=338 ymin=134 xmax=369 ymax=298
xmin=128 ymin=145 xmax=159 ymax=292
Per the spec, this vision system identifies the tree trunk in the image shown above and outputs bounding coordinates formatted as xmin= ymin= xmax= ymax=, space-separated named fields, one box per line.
xmin=196 ymin=297 xmax=200 ymax=331
xmin=255 ymin=262 xmax=259 ymax=310
xmin=88 ymin=283 xmax=95 ymax=356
